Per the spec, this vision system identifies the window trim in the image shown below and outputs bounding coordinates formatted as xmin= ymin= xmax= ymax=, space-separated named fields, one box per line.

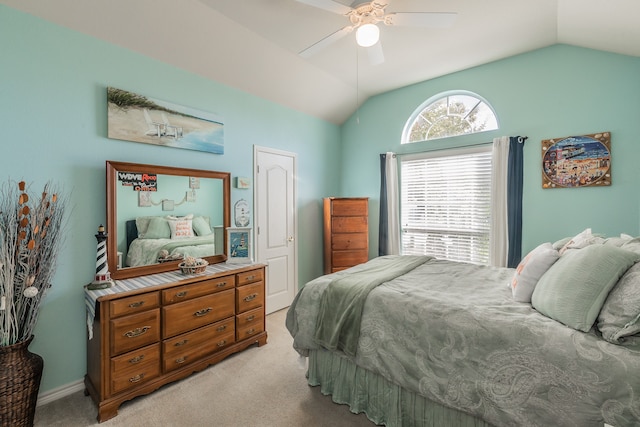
xmin=401 ymin=90 xmax=499 ymax=144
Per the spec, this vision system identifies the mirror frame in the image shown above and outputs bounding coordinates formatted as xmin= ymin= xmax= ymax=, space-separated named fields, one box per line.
xmin=106 ymin=160 xmax=230 ymax=280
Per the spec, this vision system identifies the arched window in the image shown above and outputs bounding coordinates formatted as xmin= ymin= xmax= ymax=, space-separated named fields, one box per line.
xmin=402 ymin=91 xmax=498 ymax=144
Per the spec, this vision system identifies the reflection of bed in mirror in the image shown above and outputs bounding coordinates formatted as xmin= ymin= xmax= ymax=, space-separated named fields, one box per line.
xmin=124 ymin=217 xmax=224 ymax=267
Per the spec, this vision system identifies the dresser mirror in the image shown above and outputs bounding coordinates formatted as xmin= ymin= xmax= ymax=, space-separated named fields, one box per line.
xmin=106 ymin=160 xmax=230 ymax=279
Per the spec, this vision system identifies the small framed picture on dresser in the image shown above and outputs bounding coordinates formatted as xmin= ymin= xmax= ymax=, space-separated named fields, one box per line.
xmin=226 ymin=227 xmax=252 ymax=264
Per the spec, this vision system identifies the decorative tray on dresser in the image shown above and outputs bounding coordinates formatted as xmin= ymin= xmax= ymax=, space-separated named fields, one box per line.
xmin=84 ymin=262 xmax=267 ymax=422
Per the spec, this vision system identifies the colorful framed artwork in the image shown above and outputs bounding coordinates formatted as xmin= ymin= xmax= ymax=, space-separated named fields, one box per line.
xmin=107 ymin=87 xmax=224 ymax=154
xmin=226 ymin=227 xmax=252 ymax=263
xmin=541 ymin=132 xmax=611 ymax=189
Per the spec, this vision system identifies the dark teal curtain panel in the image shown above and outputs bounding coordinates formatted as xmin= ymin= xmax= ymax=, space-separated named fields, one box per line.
xmin=507 ymin=136 xmax=526 ymax=267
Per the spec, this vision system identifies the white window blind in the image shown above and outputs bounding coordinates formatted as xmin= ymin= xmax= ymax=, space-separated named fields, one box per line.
xmin=400 ymin=145 xmax=492 ymax=264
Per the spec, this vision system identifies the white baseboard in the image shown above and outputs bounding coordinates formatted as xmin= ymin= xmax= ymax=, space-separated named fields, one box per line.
xmin=37 ymin=379 xmax=85 ymax=407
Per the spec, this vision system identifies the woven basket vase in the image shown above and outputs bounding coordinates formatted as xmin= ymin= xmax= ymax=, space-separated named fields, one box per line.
xmin=0 ymin=336 xmax=44 ymax=427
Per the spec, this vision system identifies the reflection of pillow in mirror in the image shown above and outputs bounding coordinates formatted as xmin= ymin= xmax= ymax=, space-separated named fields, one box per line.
xmin=135 ymin=216 xmax=157 ymax=238
xmin=168 ymin=218 xmax=194 ymax=239
xmin=192 ymin=216 xmax=213 ymax=236
xmin=143 ymin=217 xmax=171 ymax=239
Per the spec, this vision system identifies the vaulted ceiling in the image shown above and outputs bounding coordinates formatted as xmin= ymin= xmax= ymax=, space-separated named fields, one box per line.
xmin=3 ymin=0 xmax=640 ymax=124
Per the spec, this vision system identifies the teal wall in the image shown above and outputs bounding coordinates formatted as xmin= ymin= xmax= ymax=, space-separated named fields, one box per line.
xmin=340 ymin=44 xmax=640 ymax=257
xmin=0 ymin=6 xmax=340 ymax=394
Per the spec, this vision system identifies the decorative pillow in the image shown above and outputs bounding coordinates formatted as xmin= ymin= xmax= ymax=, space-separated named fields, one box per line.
xmin=604 ymin=234 xmax=633 ymax=248
xmin=192 ymin=216 xmax=213 ymax=236
xmin=510 ymin=243 xmax=559 ymax=303
xmin=142 ymin=217 xmax=171 ymax=239
xmin=597 ymin=262 xmax=640 ymax=345
xmin=168 ymin=217 xmax=194 ymax=239
xmin=135 ymin=216 xmax=157 ymax=238
xmin=531 ymin=245 xmax=640 ymax=332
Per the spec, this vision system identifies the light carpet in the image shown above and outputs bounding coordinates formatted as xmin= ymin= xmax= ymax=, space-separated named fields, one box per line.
xmin=34 ymin=308 xmax=375 ymax=426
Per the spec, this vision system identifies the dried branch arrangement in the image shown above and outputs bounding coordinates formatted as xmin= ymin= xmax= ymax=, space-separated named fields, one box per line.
xmin=0 ymin=180 xmax=68 ymax=346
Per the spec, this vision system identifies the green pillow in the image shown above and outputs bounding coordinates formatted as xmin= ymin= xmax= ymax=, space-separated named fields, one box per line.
xmin=531 ymin=245 xmax=640 ymax=332
xmin=142 ymin=217 xmax=171 ymax=239
xmin=192 ymin=216 xmax=213 ymax=236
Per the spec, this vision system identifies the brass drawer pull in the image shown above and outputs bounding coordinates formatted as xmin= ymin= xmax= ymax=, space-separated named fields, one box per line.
xmin=217 ymin=340 xmax=227 ymax=347
xmin=194 ymin=307 xmax=212 ymax=317
xmin=245 ymin=275 xmax=255 ymax=281
xmin=216 ymin=325 xmax=227 ymax=332
xmin=216 ymin=281 xmax=227 ymax=288
xmin=128 ymin=355 xmax=144 ymax=364
xmin=176 ymin=291 xmax=188 ymax=298
xmin=128 ymin=301 xmax=144 ymax=308
xmin=123 ymin=326 xmax=150 ymax=338
xmin=174 ymin=339 xmax=188 ymax=347
xmin=175 ymin=356 xmax=187 ymax=364
xmin=246 ymin=315 xmax=255 ymax=322
xmin=129 ymin=374 xmax=144 ymax=383
xmin=243 ymin=293 xmax=258 ymax=302
xmin=246 ymin=328 xmax=256 ymax=336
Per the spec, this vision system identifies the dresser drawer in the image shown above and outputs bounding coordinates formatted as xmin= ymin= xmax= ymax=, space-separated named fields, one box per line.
xmin=332 ymin=250 xmax=368 ymax=267
xmin=110 ymin=344 xmax=161 ymax=395
xmin=237 ymin=268 xmax=263 ymax=286
xmin=109 ymin=292 xmax=159 ymax=318
xmin=331 ymin=233 xmax=367 ymax=250
xmin=162 ymin=275 xmax=235 ymax=304
xmin=332 ymin=216 xmax=368 ymax=233
xmin=110 ymin=309 xmax=161 ymax=356
xmin=236 ymin=307 xmax=264 ymax=341
xmin=331 ymin=199 xmax=368 ymax=216
xmin=236 ymin=282 xmax=264 ymax=313
xmin=162 ymin=289 xmax=235 ymax=338
xmin=163 ymin=318 xmax=235 ymax=358
xmin=162 ymin=319 xmax=235 ymax=372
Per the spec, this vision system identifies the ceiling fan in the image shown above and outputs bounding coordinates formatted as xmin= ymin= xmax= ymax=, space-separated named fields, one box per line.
xmin=296 ymin=0 xmax=457 ymax=65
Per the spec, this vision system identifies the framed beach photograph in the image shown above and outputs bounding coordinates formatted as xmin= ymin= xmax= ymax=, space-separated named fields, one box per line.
xmin=107 ymin=87 xmax=224 ymax=154
xmin=541 ymin=132 xmax=611 ymax=189
xmin=226 ymin=227 xmax=252 ymax=264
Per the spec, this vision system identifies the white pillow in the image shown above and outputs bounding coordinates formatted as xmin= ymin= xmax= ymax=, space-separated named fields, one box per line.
xmin=559 ymin=228 xmax=600 ymax=255
xmin=510 ymin=242 xmax=560 ymax=303
xmin=167 ymin=217 xmax=194 ymax=239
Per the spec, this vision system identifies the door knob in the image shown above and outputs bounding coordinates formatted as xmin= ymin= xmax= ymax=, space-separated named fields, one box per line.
xmin=287 ymin=236 xmax=294 ymax=242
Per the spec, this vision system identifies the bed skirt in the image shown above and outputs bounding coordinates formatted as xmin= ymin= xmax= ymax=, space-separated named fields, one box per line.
xmin=307 ymin=349 xmax=493 ymax=427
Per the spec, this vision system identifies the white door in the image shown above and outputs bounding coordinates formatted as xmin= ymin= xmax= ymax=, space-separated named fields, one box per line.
xmin=254 ymin=146 xmax=297 ymax=314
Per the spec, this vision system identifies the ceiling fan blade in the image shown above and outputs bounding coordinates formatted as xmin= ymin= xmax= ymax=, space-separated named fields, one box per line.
xmin=387 ymin=12 xmax=457 ymax=28
xmin=366 ymin=41 xmax=385 ymax=65
xmin=295 ymin=0 xmax=353 ymax=15
xmin=299 ymin=26 xmax=353 ymax=58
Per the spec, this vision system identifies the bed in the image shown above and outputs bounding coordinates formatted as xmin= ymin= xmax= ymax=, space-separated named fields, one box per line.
xmin=286 ymin=231 xmax=640 ymax=427
xmin=124 ymin=215 xmax=223 ymax=267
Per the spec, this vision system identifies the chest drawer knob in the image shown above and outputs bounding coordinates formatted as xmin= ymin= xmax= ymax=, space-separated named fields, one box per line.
xmin=194 ymin=307 xmax=212 ymax=317
xmin=175 ymin=356 xmax=188 ymax=364
xmin=216 ymin=325 xmax=227 ymax=332
xmin=217 ymin=282 xmax=228 ymax=288
xmin=217 ymin=340 xmax=227 ymax=347
xmin=174 ymin=339 xmax=188 ymax=347
xmin=129 ymin=374 xmax=144 ymax=383
xmin=128 ymin=301 xmax=145 ymax=308
xmin=128 ymin=355 xmax=144 ymax=364
xmin=175 ymin=291 xmax=188 ymax=298
xmin=246 ymin=315 xmax=255 ymax=322
xmin=246 ymin=328 xmax=256 ymax=336
xmin=243 ymin=293 xmax=258 ymax=302
xmin=123 ymin=326 xmax=150 ymax=338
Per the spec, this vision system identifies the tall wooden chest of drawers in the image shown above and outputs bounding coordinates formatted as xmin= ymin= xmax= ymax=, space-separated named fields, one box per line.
xmin=323 ymin=197 xmax=369 ymax=274
xmin=84 ymin=264 xmax=267 ymax=422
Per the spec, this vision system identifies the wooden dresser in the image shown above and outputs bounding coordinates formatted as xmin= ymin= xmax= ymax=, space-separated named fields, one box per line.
xmin=84 ymin=263 xmax=267 ymax=422
xmin=323 ymin=197 xmax=369 ymax=274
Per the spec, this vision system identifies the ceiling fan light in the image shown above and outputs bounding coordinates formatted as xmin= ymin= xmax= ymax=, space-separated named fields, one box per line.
xmin=356 ymin=23 xmax=379 ymax=47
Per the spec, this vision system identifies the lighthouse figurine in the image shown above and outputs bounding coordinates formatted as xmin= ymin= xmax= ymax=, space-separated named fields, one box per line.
xmin=87 ymin=224 xmax=114 ymax=290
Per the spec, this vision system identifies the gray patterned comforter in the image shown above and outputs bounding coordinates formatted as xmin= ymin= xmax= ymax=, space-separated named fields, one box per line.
xmin=286 ymin=256 xmax=640 ymax=427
